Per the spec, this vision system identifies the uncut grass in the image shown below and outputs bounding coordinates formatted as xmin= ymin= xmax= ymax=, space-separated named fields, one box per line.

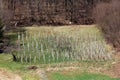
xmin=15 ymin=26 xmax=113 ymax=64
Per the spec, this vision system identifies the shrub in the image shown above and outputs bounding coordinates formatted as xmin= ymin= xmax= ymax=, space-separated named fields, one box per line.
xmin=93 ymin=0 xmax=120 ymax=50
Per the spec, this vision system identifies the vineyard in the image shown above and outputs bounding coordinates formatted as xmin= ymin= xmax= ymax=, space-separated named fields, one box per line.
xmin=13 ymin=26 xmax=113 ymax=65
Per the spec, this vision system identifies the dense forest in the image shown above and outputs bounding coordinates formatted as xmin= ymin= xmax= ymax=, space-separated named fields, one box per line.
xmin=0 ymin=0 xmax=110 ymax=26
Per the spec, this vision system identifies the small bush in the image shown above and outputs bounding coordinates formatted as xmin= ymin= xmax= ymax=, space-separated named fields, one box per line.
xmin=93 ymin=0 xmax=120 ymax=50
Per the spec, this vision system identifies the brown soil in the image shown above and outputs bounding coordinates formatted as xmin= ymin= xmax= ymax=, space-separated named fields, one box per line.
xmin=105 ymin=52 xmax=120 ymax=78
xmin=110 ymin=62 xmax=120 ymax=77
xmin=0 ymin=68 xmax=22 ymax=80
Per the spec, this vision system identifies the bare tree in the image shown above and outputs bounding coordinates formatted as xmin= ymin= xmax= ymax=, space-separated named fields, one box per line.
xmin=0 ymin=0 xmax=14 ymax=28
xmin=93 ymin=0 xmax=120 ymax=50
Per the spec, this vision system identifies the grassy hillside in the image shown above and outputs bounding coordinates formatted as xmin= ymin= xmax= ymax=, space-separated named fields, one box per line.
xmin=0 ymin=25 xmax=117 ymax=80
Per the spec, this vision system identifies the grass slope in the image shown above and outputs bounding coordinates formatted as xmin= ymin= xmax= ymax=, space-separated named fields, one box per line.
xmin=0 ymin=25 xmax=115 ymax=80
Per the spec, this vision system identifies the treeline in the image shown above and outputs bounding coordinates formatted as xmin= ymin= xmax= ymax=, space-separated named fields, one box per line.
xmin=94 ymin=0 xmax=120 ymax=50
xmin=0 ymin=0 xmax=111 ymax=26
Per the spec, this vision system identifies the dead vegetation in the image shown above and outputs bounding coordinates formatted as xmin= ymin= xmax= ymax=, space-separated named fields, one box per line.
xmin=93 ymin=0 xmax=120 ymax=50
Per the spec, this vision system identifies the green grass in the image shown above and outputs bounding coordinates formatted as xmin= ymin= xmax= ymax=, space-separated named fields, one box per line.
xmin=47 ymin=72 xmax=120 ymax=80
xmin=0 ymin=54 xmax=40 ymax=80
xmin=0 ymin=54 xmax=23 ymax=70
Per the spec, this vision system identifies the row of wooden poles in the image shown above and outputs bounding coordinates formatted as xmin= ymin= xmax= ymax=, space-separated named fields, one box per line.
xmin=16 ymin=32 xmax=112 ymax=64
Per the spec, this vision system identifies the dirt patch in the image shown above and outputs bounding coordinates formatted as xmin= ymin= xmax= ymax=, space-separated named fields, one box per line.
xmin=104 ymin=52 xmax=120 ymax=78
xmin=110 ymin=62 xmax=120 ymax=77
xmin=104 ymin=62 xmax=120 ymax=78
xmin=45 ymin=67 xmax=81 ymax=72
xmin=0 ymin=68 xmax=22 ymax=80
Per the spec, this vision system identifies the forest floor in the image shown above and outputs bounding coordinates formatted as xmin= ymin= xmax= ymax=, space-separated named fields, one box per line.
xmin=0 ymin=25 xmax=120 ymax=80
